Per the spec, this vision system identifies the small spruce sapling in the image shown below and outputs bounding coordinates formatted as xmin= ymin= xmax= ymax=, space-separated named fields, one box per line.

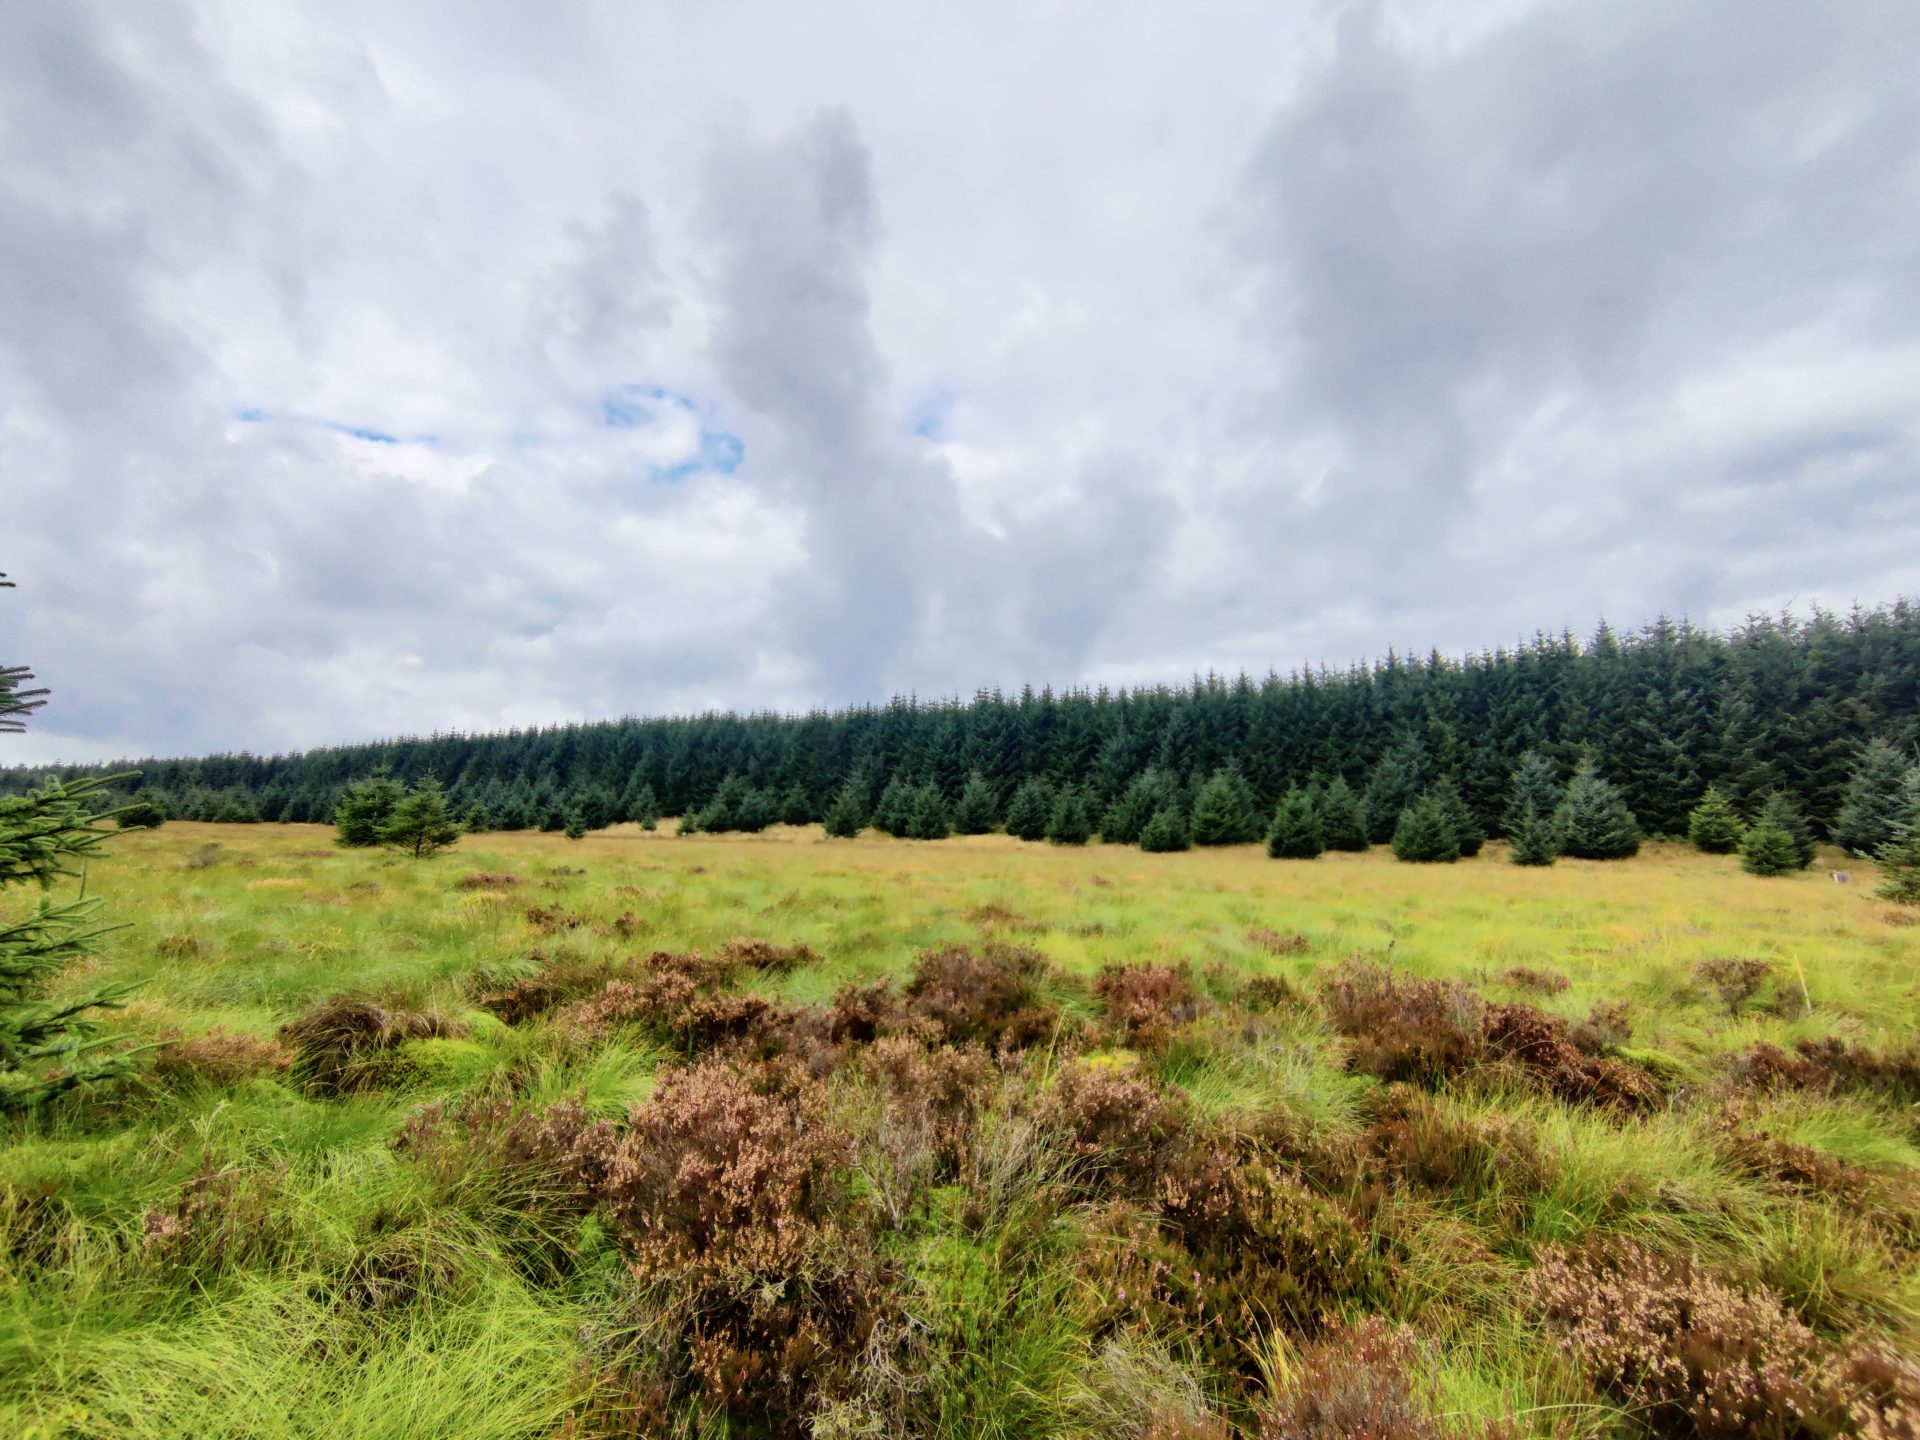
xmin=1266 ymin=787 xmax=1325 ymax=859
xmin=1686 ymin=785 xmax=1745 ymax=854
xmin=1391 ymin=793 xmax=1460 ymax=863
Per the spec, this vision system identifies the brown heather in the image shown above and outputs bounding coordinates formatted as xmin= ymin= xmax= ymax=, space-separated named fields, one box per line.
xmin=1526 ymin=1241 xmax=1920 ymax=1439
xmin=1094 ymin=960 xmax=1204 ymax=1052
xmin=149 ymin=1027 xmax=290 ymax=1087
xmin=1257 ymin=1317 xmax=1470 ymax=1440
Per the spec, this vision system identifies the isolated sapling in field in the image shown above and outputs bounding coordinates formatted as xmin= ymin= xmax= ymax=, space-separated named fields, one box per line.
xmin=1390 ymin=793 xmax=1460 ymax=863
xmin=380 ymin=775 xmax=462 ymax=858
xmin=1266 ymin=785 xmax=1325 ymax=859
xmin=1316 ymin=774 xmax=1371 ymax=851
xmin=1687 ymin=784 xmax=1745 ymax=853
xmin=1553 ymin=759 xmax=1641 ymax=859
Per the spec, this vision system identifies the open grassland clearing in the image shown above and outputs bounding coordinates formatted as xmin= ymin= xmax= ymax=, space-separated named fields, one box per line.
xmin=3 ymin=822 xmax=1917 ymax=1438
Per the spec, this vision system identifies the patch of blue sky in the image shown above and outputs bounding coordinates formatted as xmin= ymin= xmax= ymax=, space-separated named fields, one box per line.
xmin=602 ymin=383 xmax=746 ymax=483
xmin=909 ymin=386 xmax=954 ymax=440
xmin=231 ymin=407 xmax=432 ymax=446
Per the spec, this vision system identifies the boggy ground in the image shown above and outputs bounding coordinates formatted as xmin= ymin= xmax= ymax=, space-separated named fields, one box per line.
xmin=2 ymin=821 xmax=1917 ymax=1439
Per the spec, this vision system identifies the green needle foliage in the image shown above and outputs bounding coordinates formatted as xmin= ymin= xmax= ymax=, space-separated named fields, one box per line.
xmin=1316 ymin=775 xmax=1370 ymax=852
xmin=1833 ymin=740 xmax=1917 ymax=858
xmin=1138 ymin=803 xmax=1191 ymax=851
xmin=871 ymin=777 xmax=916 ymax=837
xmin=1502 ymin=750 xmax=1563 ymax=837
xmin=333 ymin=772 xmax=405 ymax=847
xmin=1 ymin=774 xmax=141 ymax=1109
xmin=1266 ymin=786 xmax=1325 ymax=859
xmin=1429 ymin=776 xmax=1485 ymax=857
xmin=1874 ymin=826 xmax=1920 ymax=905
xmin=1390 ymin=792 xmax=1460 ymax=863
xmin=1099 ymin=768 xmax=1173 ymax=845
xmin=1507 ymin=802 xmax=1559 ymax=866
xmin=906 ymin=782 xmax=952 ymax=840
xmin=1753 ymin=791 xmax=1816 ymax=870
xmin=1044 ymin=784 xmax=1093 ymax=846
xmin=823 ymin=784 xmax=866 ymax=838
xmin=950 ymin=772 xmax=998 ymax=835
xmin=1190 ymin=768 xmax=1258 ymax=846
xmin=1740 ymin=816 xmax=1803 ymax=877
xmin=1687 ymin=785 xmax=1745 ymax=854
xmin=628 ymin=782 xmax=662 ymax=831
xmin=1553 ymin=760 xmax=1642 ymax=859
xmin=380 ymin=776 xmax=462 ymax=859
xmin=1004 ymin=778 xmax=1055 ymax=842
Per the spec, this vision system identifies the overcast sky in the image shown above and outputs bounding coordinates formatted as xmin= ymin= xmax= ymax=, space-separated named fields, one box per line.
xmin=4 ymin=0 xmax=1916 ymax=764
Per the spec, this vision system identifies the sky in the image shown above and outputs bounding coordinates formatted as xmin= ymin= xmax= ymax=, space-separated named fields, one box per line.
xmin=3 ymin=0 xmax=1917 ymax=764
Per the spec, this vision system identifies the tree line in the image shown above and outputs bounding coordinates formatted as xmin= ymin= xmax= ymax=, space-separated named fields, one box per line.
xmin=10 ymin=603 xmax=1920 ymax=848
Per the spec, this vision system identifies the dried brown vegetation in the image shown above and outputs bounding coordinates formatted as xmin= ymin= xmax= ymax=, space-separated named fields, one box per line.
xmin=1527 ymin=1240 xmax=1920 ymax=1439
xmin=150 ymin=1028 xmax=290 ymax=1087
xmin=1094 ymin=960 xmax=1204 ymax=1051
xmin=276 ymin=995 xmax=465 ymax=1096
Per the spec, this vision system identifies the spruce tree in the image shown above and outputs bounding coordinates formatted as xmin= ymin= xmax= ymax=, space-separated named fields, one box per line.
xmin=736 ymin=787 xmax=775 ymax=834
xmin=872 ymin=776 xmax=916 ymax=836
xmin=116 ymin=799 xmax=164 ymax=830
xmin=334 ymin=772 xmax=405 ymax=847
xmin=1391 ymin=794 xmax=1461 ymax=863
xmin=1429 ymin=777 xmax=1485 ymax=857
xmin=823 ymin=783 xmax=867 ymax=838
xmin=1100 ymin=768 xmax=1172 ymax=845
xmin=1832 ymin=740 xmax=1916 ymax=857
xmin=1190 ymin=768 xmax=1256 ymax=846
xmin=1686 ymin=786 xmax=1744 ymax=854
xmin=1753 ymin=792 xmax=1816 ymax=870
xmin=1502 ymin=751 xmax=1563 ymax=837
xmin=697 ymin=774 xmax=754 ymax=833
xmin=778 ymin=782 xmax=813 ymax=828
xmin=1266 ymin=786 xmax=1325 ymax=859
xmin=462 ymin=801 xmax=492 ymax=834
xmin=563 ymin=807 xmax=588 ymax=840
xmin=1740 ymin=817 xmax=1801 ymax=877
xmin=906 ymin=782 xmax=951 ymax=840
xmin=1553 ymin=761 xmax=1642 ymax=859
xmin=628 ymin=782 xmax=661 ymax=831
xmin=1874 ymin=825 xmax=1920 ymax=906
xmin=1508 ymin=803 xmax=1558 ymax=866
xmin=1045 ymin=785 xmax=1094 ymax=845
xmin=380 ymin=776 xmax=462 ymax=859
xmin=2 ymin=581 xmax=137 ymax=1109
xmin=1364 ymin=744 xmax=1429 ymax=844
xmin=1004 ymin=778 xmax=1055 ymax=842
xmin=951 ymin=772 xmax=998 ymax=835
xmin=1317 ymin=776 xmax=1370 ymax=852
xmin=1139 ymin=805 xmax=1191 ymax=852
xmin=539 ymin=801 xmax=568 ymax=833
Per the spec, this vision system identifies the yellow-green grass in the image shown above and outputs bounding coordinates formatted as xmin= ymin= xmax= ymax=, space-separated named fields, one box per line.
xmin=2 ymin=821 xmax=1915 ymax=1438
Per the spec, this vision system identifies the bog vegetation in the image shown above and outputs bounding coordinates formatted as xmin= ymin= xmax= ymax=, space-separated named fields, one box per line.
xmin=3 ymin=819 xmax=1918 ymax=1438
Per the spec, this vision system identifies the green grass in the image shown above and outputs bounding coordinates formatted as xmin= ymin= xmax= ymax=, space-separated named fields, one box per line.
xmin=3 ymin=821 xmax=1916 ymax=1437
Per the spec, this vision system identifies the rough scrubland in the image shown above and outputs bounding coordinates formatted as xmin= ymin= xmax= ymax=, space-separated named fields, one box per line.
xmin=3 ymin=821 xmax=1917 ymax=1438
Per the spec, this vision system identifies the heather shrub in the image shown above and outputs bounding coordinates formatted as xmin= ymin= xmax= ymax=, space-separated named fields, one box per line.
xmin=1248 ymin=928 xmax=1310 ymax=955
xmin=472 ymin=948 xmax=624 ymax=1024
xmin=1038 ymin=1057 xmax=1192 ymax=1187
xmin=1256 ymin=1317 xmax=1456 ymax=1440
xmin=1525 ymin=1241 xmax=1875 ymax=1439
xmin=1482 ymin=1001 xmax=1662 ymax=1113
xmin=454 ymin=870 xmax=521 ymax=890
xmin=1321 ymin=961 xmax=1485 ymax=1085
xmin=277 ymin=995 xmax=465 ymax=1096
xmin=1696 ymin=957 xmax=1776 ymax=1016
xmin=714 ymin=936 xmax=819 ymax=974
xmin=150 ymin=1028 xmax=290 ymax=1087
xmin=1498 ymin=966 xmax=1569 ymax=996
xmin=140 ymin=1161 xmax=288 ymax=1280
xmin=1569 ymin=999 xmax=1634 ymax=1054
xmin=1094 ymin=961 xmax=1203 ymax=1052
xmin=1357 ymin=1085 xmax=1553 ymax=1223
xmin=524 ymin=902 xmax=588 ymax=933
xmin=903 ymin=943 xmax=1060 ymax=1050
xmin=1087 ymin=1155 xmax=1377 ymax=1387
xmin=1733 ymin=1038 xmax=1920 ymax=1106
xmin=600 ymin=1060 xmax=880 ymax=1434
xmin=1240 ymin=973 xmax=1307 ymax=1013
xmin=854 ymin=1036 xmax=995 ymax=1222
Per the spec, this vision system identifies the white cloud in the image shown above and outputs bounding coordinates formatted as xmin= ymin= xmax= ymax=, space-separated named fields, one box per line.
xmin=2 ymin=0 xmax=1915 ymax=762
